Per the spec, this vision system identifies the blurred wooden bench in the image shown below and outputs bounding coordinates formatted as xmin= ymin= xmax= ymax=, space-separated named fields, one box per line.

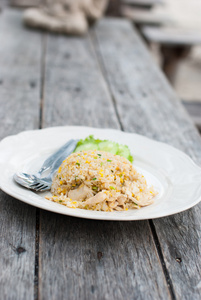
xmin=5 ymin=0 xmax=201 ymax=87
xmin=122 ymin=0 xmax=164 ymax=10
xmin=121 ymin=5 xmax=169 ymax=26
xmin=141 ymin=26 xmax=201 ymax=83
xmin=121 ymin=1 xmax=201 ymax=85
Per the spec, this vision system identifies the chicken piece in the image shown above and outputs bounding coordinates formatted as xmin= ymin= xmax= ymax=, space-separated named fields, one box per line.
xmin=114 ymin=206 xmax=124 ymax=211
xmin=117 ymin=195 xmax=127 ymax=205
xmin=108 ymin=201 xmax=119 ymax=209
xmin=68 ymin=184 xmax=93 ymax=201
xmin=130 ymin=196 xmax=154 ymax=207
xmin=84 ymin=192 xmax=107 ymax=206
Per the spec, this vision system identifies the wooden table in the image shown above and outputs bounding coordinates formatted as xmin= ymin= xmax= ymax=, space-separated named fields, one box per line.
xmin=1 ymin=8 xmax=201 ymax=300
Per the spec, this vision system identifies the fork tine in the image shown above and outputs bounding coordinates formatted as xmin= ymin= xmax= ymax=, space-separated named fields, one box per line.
xmin=37 ymin=186 xmax=50 ymax=192
xmin=30 ymin=180 xmax=51 ymax=191
xmin=14 ymin=173 xmax=51 ymax=191
xmin=34 ymin=186 xmax=46 ymax=192
xmin=35 ymin=185 xmax=49 ymax=192
xmin=29 ymin=182 xmax=41 ymax=188
xmin=30 ymin=181 xmax=49 ymax=187
xmin=35 ymin=184 xmax=45 ymax=189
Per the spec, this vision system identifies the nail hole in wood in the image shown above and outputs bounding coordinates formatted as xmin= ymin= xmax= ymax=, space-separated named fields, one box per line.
xmin=30 ymin=81 xmax=36 ymax=88
xmin=64 ymin=53 xmax=71 ymax=59
xmin=75 ymin=87 xmax=81 ymax=92
xmin=176 ymin=257 xmax=182 ymax=263
xmin=16 ymin=247 xmax=26 ymax=255
xmin=97 ymin=251 xmax=103 ymax=261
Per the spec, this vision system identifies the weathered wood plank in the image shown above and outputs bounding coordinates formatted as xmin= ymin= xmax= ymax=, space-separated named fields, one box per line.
xmin=123 ymin=0 xmax=164 ymax=4
xmin=94 ymin=18 xmax=201 ymax=299
xmin=0 ymin=9 xmax=42 ymax=299
xmin=122 ymin=5 xmax=170 ymax=26
xmin=0 ymin=192 xmax=36 ymax=300
xmin=39 ymin=28 xmax=170 ymax=300
xmin=142 ymin=26 xmax=201 ymax=45
xmin=39 ymin=215 xmax=170 ymax=300
xmin=42 ymin=34 xmax=120 ymax=129
xmin=10 ymin=0 xmax=41 ymax=7
xmin=39 ymin=213 xmax=169 ymax=299
xmin=122 ymin=0 xmax=164 ymax=9
xmin=0 ymin=0 xmax=10 ymax=9
xmin=0 ymin=9 xmax=42 ymax=138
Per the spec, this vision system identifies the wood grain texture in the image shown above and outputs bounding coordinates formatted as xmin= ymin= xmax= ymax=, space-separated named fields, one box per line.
xmin=42 ymin=33 xmax=120 ymax=129
xmin=0 ymin=9 xmax=41 ymax=299
xmin=0 ymin=9 xmax=41 ymax=139
xmin=94 ymin=18 xmax=201 ymax=299
xmin=39 ymin=28 xmax=170 ymax=300
xmin=1 ymin=9 xmax=201 ymax=300
xmin=0 ymin=192 xmax=36 ymax=300
xmin=39 ymin=216 xmax=170 ymax=300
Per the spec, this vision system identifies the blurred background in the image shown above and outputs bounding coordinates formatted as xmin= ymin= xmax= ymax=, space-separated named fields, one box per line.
xmin=1 ymin=0 xmax=201 ymax=130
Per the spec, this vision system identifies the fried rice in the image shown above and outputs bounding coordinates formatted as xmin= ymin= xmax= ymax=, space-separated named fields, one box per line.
xmin=46 ymin=150 xmax=156 ymax=211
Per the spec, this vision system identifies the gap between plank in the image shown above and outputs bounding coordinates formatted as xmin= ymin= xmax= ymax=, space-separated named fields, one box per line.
xmin=39 ymin=33 xmax=47 ymax=129
xmin=149 ymin=220 xmax=177 ymax=300
xmin=34 ymin=209 xmax=40 ymax=300
xmin=91 ymin=28 xmax=177 ymax=300
xmin=89 ymin=31 xmax=124 ymax=131
xmin=34 ymin=33 xmax=47 ymax=300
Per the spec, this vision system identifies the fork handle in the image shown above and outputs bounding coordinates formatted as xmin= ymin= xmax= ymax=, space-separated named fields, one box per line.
xmin=48 ymin=139 xmax=79 ymax=179
xmin=37 ymin=139 xmax=76 ymax=177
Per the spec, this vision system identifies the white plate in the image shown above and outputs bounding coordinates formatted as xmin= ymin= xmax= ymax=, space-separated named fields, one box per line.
xmin=0 ymin=126 xmax=201 ymax=221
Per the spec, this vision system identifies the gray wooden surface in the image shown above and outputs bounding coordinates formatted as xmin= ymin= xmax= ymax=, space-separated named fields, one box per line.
xmin=94 ymin=19 xmax=201 ymax=300
xmin=40 ymin=29 xmax=169 ymax=300
xmin=0 ymin=9 xmax=42 ymax=300
xmin=10 ymin=0 xmax=42 ymax=7
xmin=182 ymin=100 xmax=201 ymax=130
xmin=1 ymin=8 xmax=201 ymax=300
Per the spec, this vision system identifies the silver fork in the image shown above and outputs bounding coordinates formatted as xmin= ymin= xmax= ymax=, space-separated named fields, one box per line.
xmin=31 ymin=139 xmax=77 ymax=178
xmin=16 ymin=139 xmax=76 ymax=183
xmin=14 ymin=139 xmax=78 ymax=192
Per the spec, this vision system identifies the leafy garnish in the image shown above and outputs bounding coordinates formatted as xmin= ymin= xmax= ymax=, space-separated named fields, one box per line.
xmin=74 ymin=135 xmax=133 ymax=162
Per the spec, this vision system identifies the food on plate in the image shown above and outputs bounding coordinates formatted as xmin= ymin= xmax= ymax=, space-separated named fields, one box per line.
xmin=74 ymin=135 xmax=134 ymax=162
xmin=46 ymin=150 xmax=156 ymax=211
